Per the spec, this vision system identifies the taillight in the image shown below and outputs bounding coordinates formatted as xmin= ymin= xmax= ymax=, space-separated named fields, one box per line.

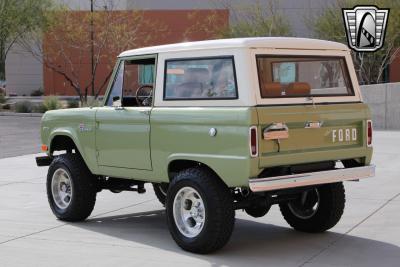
xmin=367 ymin=120 xmax=373 ymax=147
xmin=249 ymin=126 xmax=258 ymax=157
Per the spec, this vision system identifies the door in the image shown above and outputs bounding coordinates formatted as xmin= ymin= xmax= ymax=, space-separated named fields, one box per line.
xmin=95 ymin=56 xmax=156 ymax=170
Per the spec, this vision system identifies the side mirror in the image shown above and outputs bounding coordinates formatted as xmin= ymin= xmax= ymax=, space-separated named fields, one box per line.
xmin=112 ymin=95 xmax=122 ymax=109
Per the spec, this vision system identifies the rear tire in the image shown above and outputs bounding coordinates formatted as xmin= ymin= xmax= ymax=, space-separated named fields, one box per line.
xmin=279 ymin=182 xmax=345 ymax=233
xmin=46 ymin=154 xmax=97 ymax=222
xmin=166 ymin=168 xmax=235 ymax=254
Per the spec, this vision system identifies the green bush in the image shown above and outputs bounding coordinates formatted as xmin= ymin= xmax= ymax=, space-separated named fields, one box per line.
xmin=15 ymin=101 xmax=32 ymax=113
xmin=43 ymin=96 xmax=62 ymax=111
xmin=30 ymin=88 xmax=44 ymax=96
xmin=67 ymin=99 xmax=79 ymax=108
xmin=0 ymin=94 xmax=5 ymax=104
xmin=82 ymin=97 xmax=101 ymax=107
xmin=2 ymin=103 xmax=10 ymax=110
xmin=33 ymin=103 xmax=48 ymax=113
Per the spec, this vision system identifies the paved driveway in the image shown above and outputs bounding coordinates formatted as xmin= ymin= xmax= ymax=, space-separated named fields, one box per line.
xmin=0 ymin=116 xmax=42 ymax=158
xmin=0 ymin=131 xmax=399 ymax=266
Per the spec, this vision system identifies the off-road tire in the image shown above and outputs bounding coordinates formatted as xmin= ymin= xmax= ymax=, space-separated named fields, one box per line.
xmin=166 ymin=168 xmax=235 ymax=254
xmin=153 ymin=183 xmax=169 ymax=206
xmin=279 ymin=182 xmax=345 ymax=233
xmin=47 ymin=154 xmax=97 ymax=221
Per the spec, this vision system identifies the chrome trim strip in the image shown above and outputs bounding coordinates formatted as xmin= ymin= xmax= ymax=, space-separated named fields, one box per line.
xmin=249 ymin=165 xmax=375 ymax=192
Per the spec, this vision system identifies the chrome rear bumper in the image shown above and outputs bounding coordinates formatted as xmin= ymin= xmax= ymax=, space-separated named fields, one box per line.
xmin=249 ymin=165 xmax=375 ymax=192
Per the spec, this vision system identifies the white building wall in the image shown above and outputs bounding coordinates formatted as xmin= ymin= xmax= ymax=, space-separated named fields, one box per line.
xmin=5 ymin=44 xmax=43 ymax=96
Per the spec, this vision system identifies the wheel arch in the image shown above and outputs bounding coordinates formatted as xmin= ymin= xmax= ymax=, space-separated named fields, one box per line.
xmin=167 ymin=159 xmax=228 ymax=187
xmin=50 ymin=134 xmax=79 ymax=155
xmin=48 ymin=132 xmax=98 ymax=174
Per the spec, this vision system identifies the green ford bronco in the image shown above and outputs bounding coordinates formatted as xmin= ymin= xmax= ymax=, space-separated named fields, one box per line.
xmin=37 ymin=37 xmax=375 ymax=253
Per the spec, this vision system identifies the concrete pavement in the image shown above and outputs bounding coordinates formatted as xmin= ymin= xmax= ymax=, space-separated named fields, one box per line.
xmin=0 ymin=116 xmax=42 ymax=159
xmin=0 ymin=131 xmax=399 ymax=266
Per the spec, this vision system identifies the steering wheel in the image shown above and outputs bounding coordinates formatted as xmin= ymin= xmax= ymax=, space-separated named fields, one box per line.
xmin=135 ymin=85 xmax=153 ymax=106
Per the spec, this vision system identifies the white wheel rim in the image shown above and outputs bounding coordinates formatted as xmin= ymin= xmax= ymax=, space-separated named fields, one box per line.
xmin=173 ymin=187 xmax=206 ymax=238
xmin=51 ymin=168 xmax=73 ymax=210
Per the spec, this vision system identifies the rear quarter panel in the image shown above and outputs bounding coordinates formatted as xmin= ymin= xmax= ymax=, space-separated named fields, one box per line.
xmin=150 ymin=107 xmax=258 ymax=187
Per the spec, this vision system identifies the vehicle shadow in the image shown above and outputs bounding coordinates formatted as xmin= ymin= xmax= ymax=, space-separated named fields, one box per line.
xmin=72 ymin=209 xmax=400 ymax=267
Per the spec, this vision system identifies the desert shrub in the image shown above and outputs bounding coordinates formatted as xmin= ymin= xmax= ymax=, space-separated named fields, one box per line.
xmin=67 ymin=99 xmax=79 ymax=108
xmin=43 ymin=96 xmax=62 ymax=111
xmin=2 ymin=103 xmax=10 ymax=110
xmin=30 ymin=88 xmax=44 ymax=96
xmin=33 ymin=103 xmax=48 ymax=113
xmin=81 ymin=97 xmax=101 ymax=107
xmin=15 ymin=101 xmax=32 ymax=113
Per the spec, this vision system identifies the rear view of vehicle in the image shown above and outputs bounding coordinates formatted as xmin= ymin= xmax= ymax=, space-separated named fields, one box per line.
xmin=37 ymin=38 xmax=375 ymax=254
xmin=245 ymin=50 xmax=374 ymax=233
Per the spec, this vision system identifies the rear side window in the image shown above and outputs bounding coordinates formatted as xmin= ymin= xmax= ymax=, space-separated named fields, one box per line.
xmin=164 ymin=57 xmax=238 ymax=100
xmin=256 ymin=56 xmax=354 ymax=98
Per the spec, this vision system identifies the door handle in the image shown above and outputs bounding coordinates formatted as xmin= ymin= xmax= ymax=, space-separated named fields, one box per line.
xmin=263 ymin=123 xmax=289 ymax=140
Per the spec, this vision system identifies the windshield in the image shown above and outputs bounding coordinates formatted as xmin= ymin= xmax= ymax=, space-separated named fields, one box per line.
xmin=256 ymin=56 xmax=354 ymax=98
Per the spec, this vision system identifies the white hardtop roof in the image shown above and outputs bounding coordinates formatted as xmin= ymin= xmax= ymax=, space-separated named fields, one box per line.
xmin=119 ymin=37 xmax=349 ymax=57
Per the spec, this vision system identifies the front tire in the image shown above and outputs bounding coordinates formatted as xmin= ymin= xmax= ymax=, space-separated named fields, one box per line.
xmin=166 ymin=168 xmax=235 ymax=254
xmin=279 ymin=182 xmax=345 ymax=233
xmin=47 ymin=154 xmax=97 ymax=222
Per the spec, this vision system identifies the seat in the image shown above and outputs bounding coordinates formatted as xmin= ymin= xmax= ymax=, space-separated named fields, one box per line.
xmin=261 ymin=82 xmax=282 ymax=97
xmin=286 ymin=82 xmax=311 ymax=96
xmin=174 ymin=68 xmax=209 ymax=98
xmin=175 ymin=82 xmax=203 ymax=98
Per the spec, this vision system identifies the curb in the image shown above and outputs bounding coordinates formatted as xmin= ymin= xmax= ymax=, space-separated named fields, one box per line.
xmin=0 ymin=112 xmax=43 ymax=118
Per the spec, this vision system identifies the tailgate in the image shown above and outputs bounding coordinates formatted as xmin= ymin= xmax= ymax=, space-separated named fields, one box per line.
xmin=256 ymin=103 xmax=370 ymax=168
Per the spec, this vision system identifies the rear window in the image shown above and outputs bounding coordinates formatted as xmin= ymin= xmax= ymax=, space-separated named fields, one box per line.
xmin=256 ymin=56 xmax=354 ymax=98
xmin=164 ymin=57 xmax=238 ymax=100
